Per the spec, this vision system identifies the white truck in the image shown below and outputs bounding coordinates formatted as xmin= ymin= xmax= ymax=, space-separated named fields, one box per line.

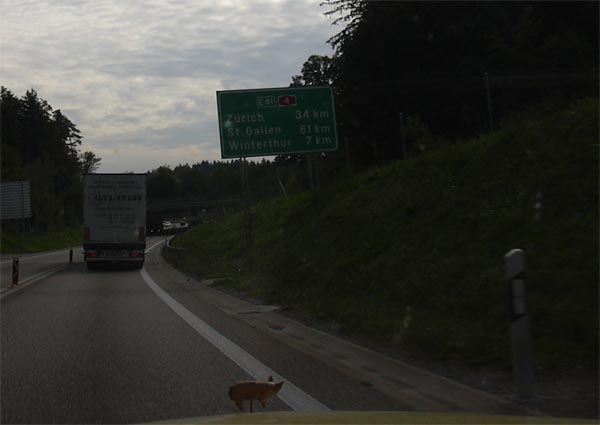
xmin=83 ymin=173 xmax=146 ymax=269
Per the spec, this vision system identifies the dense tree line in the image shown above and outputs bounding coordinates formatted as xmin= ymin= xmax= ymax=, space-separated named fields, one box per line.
xmin=146 ymin=160 xmax=309 ymax=206
xmin=7 ymin=3 xmax=597 ymax=222
xmin=0 ymin=88 xmax=312 ymax=224
xmin=148 ymin=2 xmax=599 ymax=206
xmin=1 ymin=87 xmax=101 ymax=230
xmin=291 ymin=1 xmax=598 ymax=168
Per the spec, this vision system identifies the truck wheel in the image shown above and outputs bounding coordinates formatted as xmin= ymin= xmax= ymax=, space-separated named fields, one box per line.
xmin=136 ymin=263 xmax=144 ymax=270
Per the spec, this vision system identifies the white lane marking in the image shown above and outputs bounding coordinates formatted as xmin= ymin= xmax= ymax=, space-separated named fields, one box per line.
xmin=146 ymin=239 xmax=165 ymax=254
xmin=139 ymin=265 xmax=330 ymax=412
xmin=0 ymin=248 xmax=81 ymax=265
xmin=1 ymin=266 xmax=68 ymax=300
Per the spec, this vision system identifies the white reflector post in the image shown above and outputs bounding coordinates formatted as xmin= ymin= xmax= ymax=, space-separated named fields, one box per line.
xmin=504 ymin=249 xmax=534 ymax=398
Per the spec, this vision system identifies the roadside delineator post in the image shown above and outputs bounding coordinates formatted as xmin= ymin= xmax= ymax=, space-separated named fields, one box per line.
xmin=12 ymin=258 xmax=19 ymax=286
xmin=504 ymin=249 xmax=534 ymax=398
xmin=69 ymin=248 xmax=73 ymax=264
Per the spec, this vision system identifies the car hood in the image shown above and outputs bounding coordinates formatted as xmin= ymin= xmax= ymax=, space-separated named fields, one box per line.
xmin=148 ymin=410 xmax=596 ymax=424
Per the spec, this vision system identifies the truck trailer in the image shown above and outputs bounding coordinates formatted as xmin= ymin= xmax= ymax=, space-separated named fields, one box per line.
xmin=83 ymin=173 xmax=146 ymax=269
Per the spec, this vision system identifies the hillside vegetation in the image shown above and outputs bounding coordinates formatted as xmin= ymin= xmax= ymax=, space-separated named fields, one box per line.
xmin=172 ymin=99 xmax=598 ymax=370
xmin=1 ymin=227 xmax=82 ymax=254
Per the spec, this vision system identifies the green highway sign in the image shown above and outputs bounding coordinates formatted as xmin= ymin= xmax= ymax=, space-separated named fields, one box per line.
xmin=217 ymin=86 xmax=338 ymax=158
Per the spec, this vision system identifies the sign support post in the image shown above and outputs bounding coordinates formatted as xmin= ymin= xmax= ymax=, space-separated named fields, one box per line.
xmin=217 ymin=86 xmax=338 ymax=244
xmin=314 ymin=153 xmax=321 ymax=190
xmin=240 ymin=158 xmax=252 ymax=247
xmin=484 ymin=72 xmax=494 ymax=132
xmin=344 ymin=137 xmax=351 ymax=176
xmin=399 ymin=112 xmax=407 ymax=159
xmin=307 ymin=155 xmax=314 ymax=190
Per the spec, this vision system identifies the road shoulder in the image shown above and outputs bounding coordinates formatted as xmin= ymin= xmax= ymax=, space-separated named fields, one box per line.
xmin=145 ymin=241 xmax=547 ymax=417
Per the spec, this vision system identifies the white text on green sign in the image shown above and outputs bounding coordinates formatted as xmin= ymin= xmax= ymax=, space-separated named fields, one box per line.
xmin=217 ymin=86 xmax=338 ymax=158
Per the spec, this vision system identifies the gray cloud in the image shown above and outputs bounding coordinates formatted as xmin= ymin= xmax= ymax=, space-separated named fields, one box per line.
xmin=1 ymin=0 xmax=339 ymax=172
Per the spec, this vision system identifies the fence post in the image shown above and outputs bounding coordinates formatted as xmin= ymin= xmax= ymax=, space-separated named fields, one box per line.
xmin=504 ymin=249 xmax=534 ymax=398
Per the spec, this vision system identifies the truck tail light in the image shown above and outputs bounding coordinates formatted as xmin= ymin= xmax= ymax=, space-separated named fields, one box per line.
xmin=139 ymin=227 xmax=145 ymax=242
xmin=87 ymin=250 xmax=98 ymax=258
xmin=84 ymin=227 xmax=90 ymax=242
xmin=131 ymin=250 xmax=144 ymax=258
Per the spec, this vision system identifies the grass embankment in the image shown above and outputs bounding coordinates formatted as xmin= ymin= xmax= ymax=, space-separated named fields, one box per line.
xmin=0 ymin=227 xmax=82 ymax=254
xmin=172 ymin=99 xmax=598 ymax=370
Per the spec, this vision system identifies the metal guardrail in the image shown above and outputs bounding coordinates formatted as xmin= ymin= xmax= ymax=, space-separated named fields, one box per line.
xmin=162 ymin=235 xmax=187 ymax=263
xmin=147 ymin=198 xmax=239 ymax=212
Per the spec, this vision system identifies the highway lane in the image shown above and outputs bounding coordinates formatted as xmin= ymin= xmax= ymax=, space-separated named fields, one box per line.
xmin=1 ymin=237 xmax=406 ymax=424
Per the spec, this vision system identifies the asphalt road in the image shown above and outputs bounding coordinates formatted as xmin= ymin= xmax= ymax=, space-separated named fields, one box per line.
xmin=1 ymin=237 xmax=408 ymax=424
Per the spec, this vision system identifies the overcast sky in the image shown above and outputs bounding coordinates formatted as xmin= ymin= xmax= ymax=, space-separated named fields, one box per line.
xmin=0 ymin=0 xmax=340 ymax=172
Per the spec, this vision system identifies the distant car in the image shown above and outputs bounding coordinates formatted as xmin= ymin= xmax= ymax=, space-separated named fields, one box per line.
xmin=163 ymin=221 xmax=173 ymax=230
xmin=169 ymin=221 xmax=189 ymax=230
